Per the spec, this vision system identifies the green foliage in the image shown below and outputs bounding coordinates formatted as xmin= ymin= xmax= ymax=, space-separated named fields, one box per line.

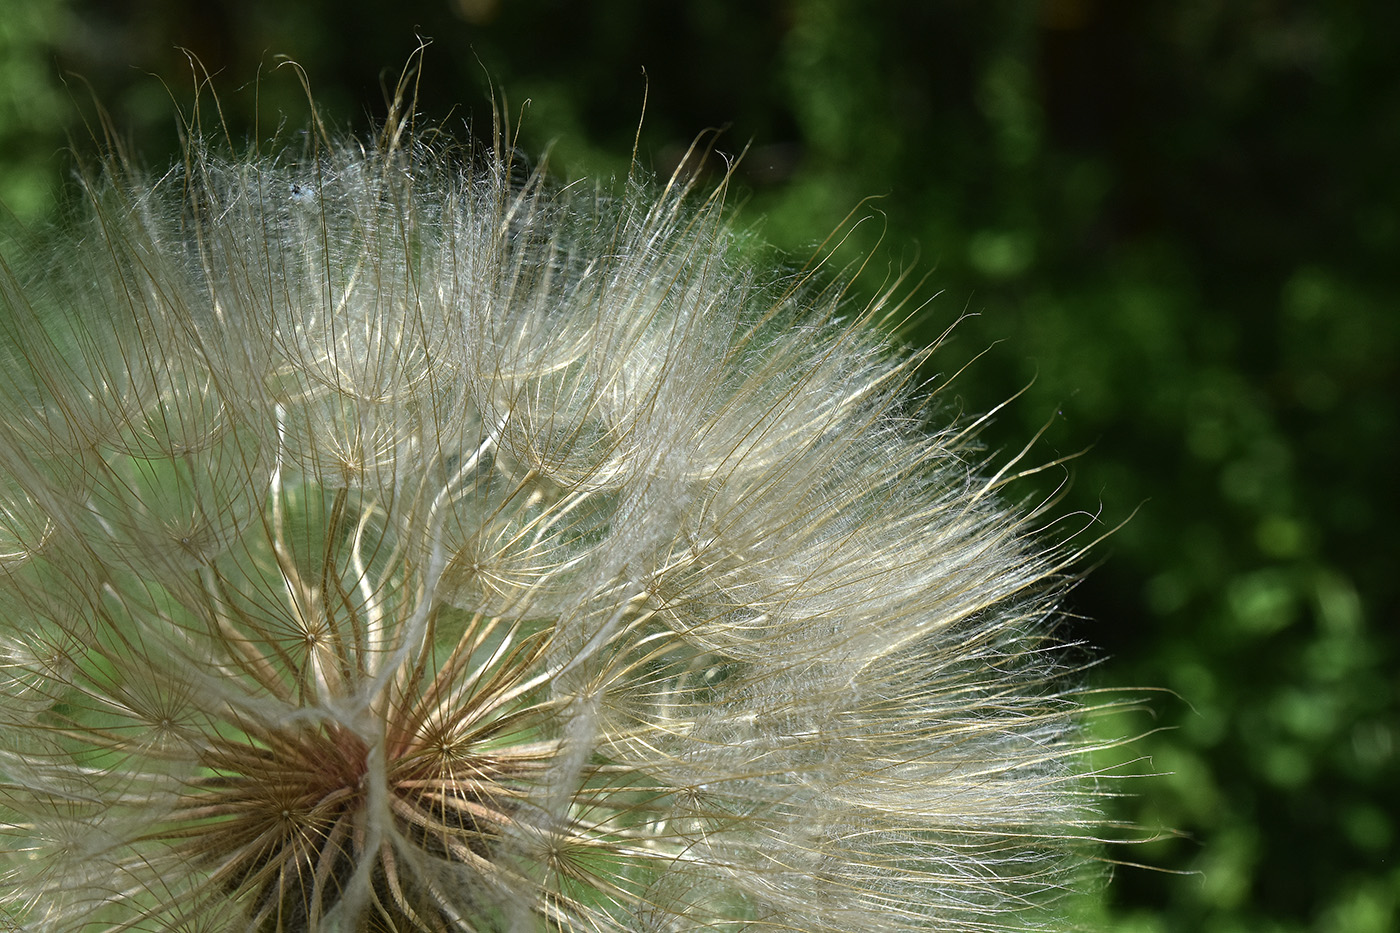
xmin=0 ymin=0 xmax=70 ymax=221
xmin=3 ymin=1 xmax=1396 ymax=928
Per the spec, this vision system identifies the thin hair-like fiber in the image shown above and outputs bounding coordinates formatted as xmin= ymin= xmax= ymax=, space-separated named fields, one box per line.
xmin=0 ymin=54 xmax=1136 ymax=932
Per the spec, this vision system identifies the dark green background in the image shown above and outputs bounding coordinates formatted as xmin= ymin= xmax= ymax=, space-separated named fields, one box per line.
xmin=3 ymin=2 xmax=1395 ymax=929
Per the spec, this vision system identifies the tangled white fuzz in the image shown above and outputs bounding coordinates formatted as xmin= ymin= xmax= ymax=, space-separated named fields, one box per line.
xmin=0 ymin=98 xmax=1100 ymax=932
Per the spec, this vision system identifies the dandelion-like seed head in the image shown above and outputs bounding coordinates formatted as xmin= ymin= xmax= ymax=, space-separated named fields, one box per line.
xmin=0 ymin=71 xmax=1112 ymax=932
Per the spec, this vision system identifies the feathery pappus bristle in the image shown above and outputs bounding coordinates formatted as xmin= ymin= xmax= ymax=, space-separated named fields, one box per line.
xmin=0 ymin=70 xmax=1113 ymax=932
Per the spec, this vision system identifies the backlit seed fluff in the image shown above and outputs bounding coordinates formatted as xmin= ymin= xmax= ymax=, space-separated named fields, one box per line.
xmin=0 ymin=97 xmax=1105 ymax=932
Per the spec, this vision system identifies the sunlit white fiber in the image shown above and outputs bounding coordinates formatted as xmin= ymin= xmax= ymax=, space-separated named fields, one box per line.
xmin=0 ymin=87 xmax=1107 ymax=932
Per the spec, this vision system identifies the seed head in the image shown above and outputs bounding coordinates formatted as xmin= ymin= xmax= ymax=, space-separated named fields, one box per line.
xmin=1 ymin=88 xmax=1105 ymax=931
